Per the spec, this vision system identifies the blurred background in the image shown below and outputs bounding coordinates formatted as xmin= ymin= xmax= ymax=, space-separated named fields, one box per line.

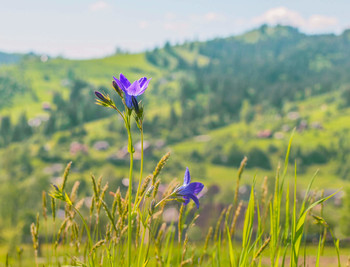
xmin=0 ymin=0 xmax=350 ymax=254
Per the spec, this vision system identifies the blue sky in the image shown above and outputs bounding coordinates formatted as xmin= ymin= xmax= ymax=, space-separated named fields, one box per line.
xmin=0 ymin=0 xmax=349 ymax=59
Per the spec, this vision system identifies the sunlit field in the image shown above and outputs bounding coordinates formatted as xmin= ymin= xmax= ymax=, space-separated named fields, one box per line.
xmin=1 ymin=3 xmax=350 ymax=265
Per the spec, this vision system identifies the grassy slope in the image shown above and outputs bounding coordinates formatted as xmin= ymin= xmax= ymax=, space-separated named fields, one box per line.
xmin=0 ymin=33 xmax=349 ymax=191
xmin=0 ymin=53 xmax=164 ymax=118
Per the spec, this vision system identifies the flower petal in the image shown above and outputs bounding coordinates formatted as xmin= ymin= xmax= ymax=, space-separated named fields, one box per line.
xmin=132 ymin=96 xmax=139 ymax=112
xmin=183 ymin=167 xmax=191 ymax=185
xmin=125 ymin=93 xmax=133 ymax=108
xmin=126 ymin=80 xmax=142 ymax=96
xmin=120 ymin=73 xmax=131 ymax=88
xmin=138 ymin=78 xmax=151 ymax=95
xmin=189 ymin=182 xmax=204 ymax=195
xmin=188 ymin=194 xmax=200 ymax=208
xmin=178 ymin=182 xmax=203 ymax=196
xmin=183 ymin=196 xmax=190 ymax=205
xmin=138 ymin=77 xmax=147 ymax=87
xmin=113 ymin=76 xmax=126 ymax=92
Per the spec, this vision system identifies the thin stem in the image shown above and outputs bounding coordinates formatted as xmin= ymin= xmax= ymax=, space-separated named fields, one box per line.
xmin=126 ymin=114 xmax=134 ymax=267
xmin=134 ymin=125 xmax=144 ymax=211
xmin=137 ymin=213 xmax=151 ymax=267
xmin=72 ymin=206 xmax=94 ymax=266
xmin=155 ymin=194 xmax=175 ymax=208
xmin=112 ymin=105 xmax=124 ymax=118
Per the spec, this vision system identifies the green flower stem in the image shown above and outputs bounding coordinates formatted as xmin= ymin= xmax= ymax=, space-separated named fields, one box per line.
xmin=138 ymin=193 xmax=175 ymax=266
xmin=134 ymin=125 xmax=144 ymax=211
xmin=137 ymin=213 xmax=151 ymax=267
xmin=155 ymin=194 xmax=175 ymax=209
xmin=111 ymin=105 xmax=124 ymax=118
xmin=72 ymin=206 xmax=94 ymax=266
xmin=126 ymin=114 xmax=134 ymax=267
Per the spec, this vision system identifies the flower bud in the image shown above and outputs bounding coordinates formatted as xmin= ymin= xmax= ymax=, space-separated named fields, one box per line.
xmin=95 ymin=91 xmax=107 ymax=102
xmin=112 ymin=81 xmax=123 ymax=97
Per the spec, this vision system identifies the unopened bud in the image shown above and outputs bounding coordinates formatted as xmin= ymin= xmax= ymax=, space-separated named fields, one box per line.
xmin=112 ymin=81 xmax=123 ymax=97
xmin=53 ymin=184 xmax=59 ymax=191
xmin=95 ymin=91 xmax=107 ymax=102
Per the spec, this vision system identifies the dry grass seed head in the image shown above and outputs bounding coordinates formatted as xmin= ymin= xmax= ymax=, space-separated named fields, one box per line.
xmin=70 ymin=181 xmax=80 ymax=203
xmin=61 ymin=161 xmax=72 ymax=191
xmin=230 ymin=201 xmax=243 ymax=236
xmin=152 ymin=152 xmax=171 ymax=185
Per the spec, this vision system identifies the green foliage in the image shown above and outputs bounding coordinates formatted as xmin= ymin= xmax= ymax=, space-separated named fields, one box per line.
xmin=341 ymin=85 xmax=350 ymax=107
xmin=340 ymin=188 xmax=350 ymax=236
xmin=0 ymin=26 xmax=349 ymax=260
xmin=247 ymin=147 xmax=271 ymax=170
xmin=0 ymin=52 xmax=22 ymax=65
xmin=0 ymin=75 xmax=30 ymax=108
xmin=0 ymin=116 xmax=11 ymax=145
xmin=12 ymin=112 xmax=32 ymax=142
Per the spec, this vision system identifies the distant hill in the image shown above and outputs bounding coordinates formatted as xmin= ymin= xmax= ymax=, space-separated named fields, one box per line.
xmin=1 ymin=26 xmax=350 ymax=235
xmin=0 ymin=51 xmax=22 ymax=65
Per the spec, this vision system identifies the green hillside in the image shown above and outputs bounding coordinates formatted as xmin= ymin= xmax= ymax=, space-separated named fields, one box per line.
xmin=1 ymin=25 xmax=350 ymax=246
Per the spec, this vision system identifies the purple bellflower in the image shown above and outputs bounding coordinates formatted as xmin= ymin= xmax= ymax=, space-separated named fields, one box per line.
xmin=113 ymin=73 xmax=151 ymax=109
xmin=173 ymin=168 xmax=204 ymax=208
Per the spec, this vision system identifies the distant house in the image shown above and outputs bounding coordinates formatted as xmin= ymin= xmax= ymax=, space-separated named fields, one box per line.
xmin=134 ymin=140 xmax=151 ymax=153
xmin=155 ymin=139 xmax=166 ymax=149
xmin=239 ymin=185 xmax=252 ymax=201
xmin=108 ymin=140 xmax=155 ymax=163
xmin=163 ymin=207 xmax=179 ymax=222
xmin=43 ymin=163 xmax=63 ymax=175
xmin=93 ymin=141 xmax=110 ymax=151
xmin=324 ymin=189 xmax=343 ymax=206
xmin=297 ymin=120 xmax=308 ymax=132
xmin=28 ymin=118 xmax=42 ymax=127
xmin=300 ymin=189 xmax=343 ymax=206
xmin=257 ymin=129 xmax=272 ymax=139
xmin=42 ymin=102 xmax=51 ymax=111
xmin=287 ymin=111 xmax=300 ymax=120
xmin=274 ymin=132 xmax=284 ymax=140
xmin=28 ymin=114 xmax=49 ymax=127
xmin=311 ymin=121 xmax=323 ymax=130
xmin=194 ymin=135 xmax=211 ymax=142
xmin=282 ymin=124 xmax=291 ymax=132
xmin=70 ymin=141 xmax=88 ymax=155
xmin=116 ymin=146 xmax=129 ymax=160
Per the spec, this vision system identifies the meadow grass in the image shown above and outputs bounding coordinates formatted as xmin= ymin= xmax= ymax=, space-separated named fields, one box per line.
xmin=21 ymin=111 xmax=342 ymax=267
xmin=0 ymin=70 xmax=341 ymax=266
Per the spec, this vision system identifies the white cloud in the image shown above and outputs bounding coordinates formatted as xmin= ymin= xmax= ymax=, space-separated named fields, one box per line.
xmin=252 ymin=7 xmax=339 ymax=32
xmin=204 ymin=12 xmax=221 ymax=22
xmin=89 ymin=1 xmax=109 ymax=12
xmin=308 ymin=15 xmax=338 ymax=30
xmin=253 ymin=7 xmax=303 ymax=27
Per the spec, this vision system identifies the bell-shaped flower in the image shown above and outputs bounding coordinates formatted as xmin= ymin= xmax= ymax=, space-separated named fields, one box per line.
xmin=173 ymin=168 xmax=204 ymax=208
xmin=113 ymin=73 xmax=151 ymax=109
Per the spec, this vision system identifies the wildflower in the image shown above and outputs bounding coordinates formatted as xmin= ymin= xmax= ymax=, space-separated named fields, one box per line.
xmin=173 ymin=168 xmax=204 ymax=208
xmin=113 ymin=74 xmax=151 ymax=109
